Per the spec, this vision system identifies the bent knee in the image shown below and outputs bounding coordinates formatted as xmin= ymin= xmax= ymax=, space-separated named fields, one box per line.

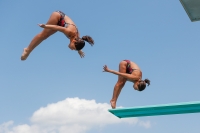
xmin=51 ymin=12 xmax=61 ymax=19
xmin=119 ymin=61 xmax=127 ymax=72
xmin=119 ymin=60 xmax=127 ymax=66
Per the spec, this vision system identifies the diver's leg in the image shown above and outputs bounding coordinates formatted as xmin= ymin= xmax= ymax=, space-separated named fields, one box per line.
xmin=21 ymin=12 xmax=61 ymax=60
xmin=110 ymin=61 xmax=127 ymax=108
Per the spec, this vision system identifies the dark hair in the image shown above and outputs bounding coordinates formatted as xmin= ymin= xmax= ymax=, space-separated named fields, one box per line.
xmin=138 ymin=79 xmax=150 ymax=91
xmin=74 ymin=35 xmax=94 ymax=50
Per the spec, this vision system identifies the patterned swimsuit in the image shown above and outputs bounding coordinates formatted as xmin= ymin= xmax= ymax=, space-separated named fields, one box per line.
xmin=56 ymin=11 xmax=78 ymax=32
xmin=123 ymin=60 xmax=137 ymax=74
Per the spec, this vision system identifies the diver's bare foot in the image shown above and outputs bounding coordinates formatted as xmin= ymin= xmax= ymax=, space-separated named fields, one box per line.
xmin=110 ymin=100 xmax=116 ymax=109
xmin=21 ymin=48 xmax=30 ymax=61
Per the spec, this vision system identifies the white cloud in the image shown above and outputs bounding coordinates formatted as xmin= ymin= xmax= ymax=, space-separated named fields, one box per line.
xmin=0 ymin=97 xmax=151 ymax=133
xmin=0 ymin=121 xmax=14 ymax=133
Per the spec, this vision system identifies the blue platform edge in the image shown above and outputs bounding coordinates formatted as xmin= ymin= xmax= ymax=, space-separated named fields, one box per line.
xmin=108 ymin=101 xmax=200 ymax=118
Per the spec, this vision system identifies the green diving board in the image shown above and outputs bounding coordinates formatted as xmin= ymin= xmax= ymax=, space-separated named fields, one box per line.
xmin=180 ymin=0 xmax=200 ymax=22
xmin=108 ymin=101 xmax=200 ymax=118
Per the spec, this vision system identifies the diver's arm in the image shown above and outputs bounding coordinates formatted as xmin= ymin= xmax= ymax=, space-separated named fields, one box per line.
xmin=103 ymin=65 xmax=136 ymax=80
xmin=38 ymin=24 xmax=68 ymax=33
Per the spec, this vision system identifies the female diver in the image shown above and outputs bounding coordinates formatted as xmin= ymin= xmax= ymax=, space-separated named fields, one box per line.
xmin=103 ymin=60 xmax=150 ymax=109
xmin=21 ymin=11 xmax=94 ymax=60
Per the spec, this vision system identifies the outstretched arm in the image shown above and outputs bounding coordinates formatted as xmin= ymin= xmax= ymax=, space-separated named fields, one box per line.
xmin=103 ymin=65 xmax=135 ymax=80
xmin=38 ymin=24 xmax=68 ymax=33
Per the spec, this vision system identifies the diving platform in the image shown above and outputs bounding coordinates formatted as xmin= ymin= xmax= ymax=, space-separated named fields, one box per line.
xmin=108 ymin=101 xmax=200 ymax=118
xmin=180 ymin=0 xmax=200 ymax=22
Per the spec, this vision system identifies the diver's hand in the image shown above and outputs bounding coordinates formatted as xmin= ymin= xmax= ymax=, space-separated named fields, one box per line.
xmin=78 ymin=50 xmax=85 ymax=58
xmin=38 ymin=24 xmax=46 ymax=28
xmin=103 ymin=65 xmax=111 ymax=72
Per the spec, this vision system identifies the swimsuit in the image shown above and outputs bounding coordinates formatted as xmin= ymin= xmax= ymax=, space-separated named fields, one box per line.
xmin=123 ymin=60 xmax=137 ymax=74
xmin=56 ymin=11 xmax=66 ymax=27
xmin=56 ymin=11 xmax=79 ymax=34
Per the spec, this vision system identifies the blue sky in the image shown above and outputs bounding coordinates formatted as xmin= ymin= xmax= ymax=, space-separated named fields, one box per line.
xmin=1 ymin=0 xmax=200 ymax=133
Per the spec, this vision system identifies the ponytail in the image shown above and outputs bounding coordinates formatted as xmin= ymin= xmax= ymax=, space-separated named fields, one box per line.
xmin=138 ymin=78 xmax=151 ymax=91
xmin=82 ymin=35 xmax=94 ymax=46
xmin=144 ymin=79 xmax=150 ymax=86
xmin=75 ymin=35 xmax=94 ymax=50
